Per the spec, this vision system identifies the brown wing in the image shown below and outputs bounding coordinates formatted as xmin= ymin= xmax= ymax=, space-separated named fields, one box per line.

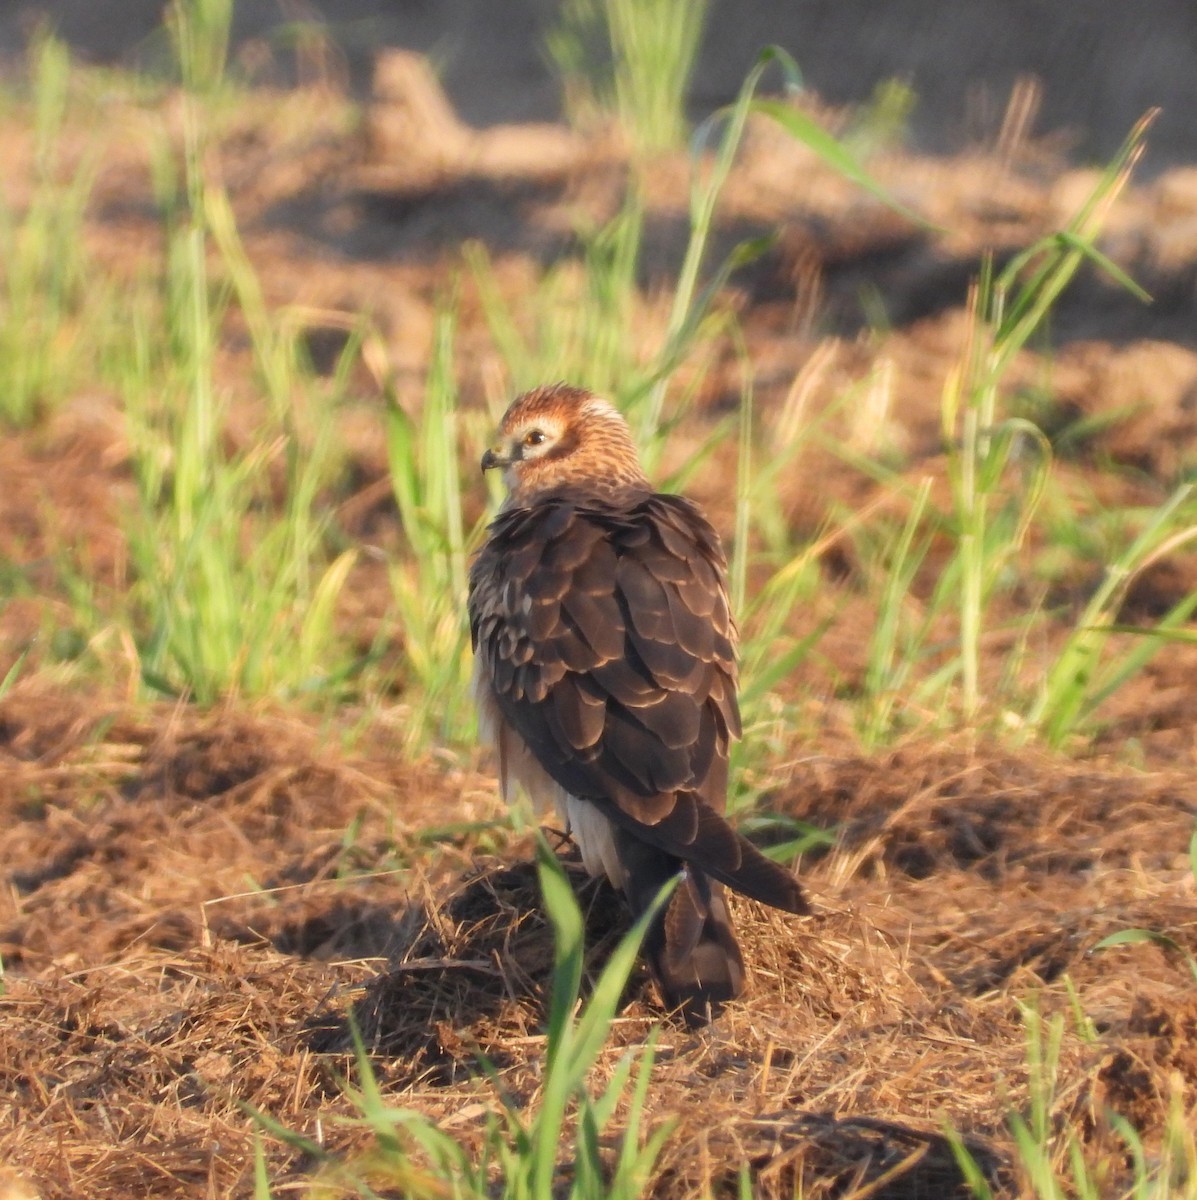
xmin=468 ymin=494 xmax=806 ymax=915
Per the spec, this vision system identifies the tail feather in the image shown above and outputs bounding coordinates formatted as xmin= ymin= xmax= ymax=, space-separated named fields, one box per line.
xmin=599 ymin=790 xmax=808 ymax=917
xmin=615 ymin=829 xmax=745 ymax=1027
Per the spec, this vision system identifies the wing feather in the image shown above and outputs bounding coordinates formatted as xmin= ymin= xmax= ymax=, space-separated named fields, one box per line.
xmin=527 ymin=597 xmax=559 ymax=641
xmin=590 ymin=650 xmax=659 ymax=703
xmin=468 ymin=494 xmax=805 ymax=916
xmin=561 ymin=587 xmax=624 ymax=660
xmin=552 ymin=675 xmax=607 ymax=750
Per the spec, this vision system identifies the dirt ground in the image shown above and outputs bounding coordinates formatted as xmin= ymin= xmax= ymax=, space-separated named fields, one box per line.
xmin=2 ymin=52 xmax=1197 ymax=1200
xmin=2 ymin=698 xmax=1194 ymax=1197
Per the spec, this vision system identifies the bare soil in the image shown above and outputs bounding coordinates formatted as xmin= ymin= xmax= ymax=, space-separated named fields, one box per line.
xmin=2 ymin=58 xmax=1196 ymax=1200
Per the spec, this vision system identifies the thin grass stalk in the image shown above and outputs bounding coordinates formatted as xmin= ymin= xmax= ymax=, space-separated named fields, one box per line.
xmin=642 ymin=48 xmax=800 ymax=440
xmin=861 ymin=478 xmax=934 ymax=746
xmin=729 ymin=361 xmax=753 ymax=621
xmin=954 ymin=273 xmax=992 ymax=720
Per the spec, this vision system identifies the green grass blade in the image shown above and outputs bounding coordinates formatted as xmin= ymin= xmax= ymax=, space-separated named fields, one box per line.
xmin=749 ymin=98 xmax=935 ymax=230
xmin=252 ymin=1135 xmax=273 ymax=1200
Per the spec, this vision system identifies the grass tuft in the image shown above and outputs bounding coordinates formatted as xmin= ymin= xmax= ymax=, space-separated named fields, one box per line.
xmin=121 ymin=0 xmax=356 ymax=703
xmin=546 ymin=0 xmax=710 ymax=153
xmin=0 ymin=31 xmax=98 ymax=426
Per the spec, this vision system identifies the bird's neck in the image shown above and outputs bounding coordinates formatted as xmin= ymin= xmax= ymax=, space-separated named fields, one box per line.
xmin=502 ymin=476 xmax=652 ymax=512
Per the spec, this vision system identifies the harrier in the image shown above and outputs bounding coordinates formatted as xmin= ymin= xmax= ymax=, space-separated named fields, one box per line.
xmin=468 ymin=383 xmax=807 ymax=1024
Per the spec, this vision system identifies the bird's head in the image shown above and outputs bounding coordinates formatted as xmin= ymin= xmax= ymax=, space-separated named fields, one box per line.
xmin=482 ymin=383 xmax=650 ymax=506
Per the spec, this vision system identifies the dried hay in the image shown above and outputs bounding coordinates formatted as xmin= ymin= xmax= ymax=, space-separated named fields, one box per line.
xmin=2 ymin=686 xmax=1195 ymax=1198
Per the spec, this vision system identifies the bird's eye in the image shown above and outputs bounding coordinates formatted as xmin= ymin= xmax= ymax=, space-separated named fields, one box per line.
xmin=523 ymin=430 xmax=546 ymax=447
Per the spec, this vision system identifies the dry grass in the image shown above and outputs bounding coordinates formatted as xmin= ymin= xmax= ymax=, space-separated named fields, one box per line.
xmin=2 ymin=685 xmax=1194 ymax=1198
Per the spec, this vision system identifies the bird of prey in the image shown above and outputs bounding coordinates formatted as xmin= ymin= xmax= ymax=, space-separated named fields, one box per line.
xmin=468 ymin=383 xmax=807 ymax=1025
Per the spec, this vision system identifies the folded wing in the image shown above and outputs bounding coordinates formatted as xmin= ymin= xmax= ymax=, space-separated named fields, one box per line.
xmin=469 ymin=494 xmax=807 ymax=916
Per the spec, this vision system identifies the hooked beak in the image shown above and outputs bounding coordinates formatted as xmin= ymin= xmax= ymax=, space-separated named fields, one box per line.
xmin=481 ymin=447 xmax=509 ymax=473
